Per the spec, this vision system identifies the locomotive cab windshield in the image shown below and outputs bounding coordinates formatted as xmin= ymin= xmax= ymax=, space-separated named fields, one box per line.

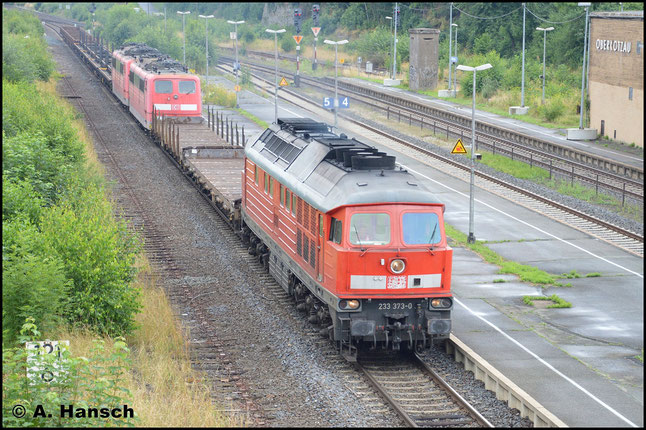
xmin=346 ymin=206 xmax=445 ymax=249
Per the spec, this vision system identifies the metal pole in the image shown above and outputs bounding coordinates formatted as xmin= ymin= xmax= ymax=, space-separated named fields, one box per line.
xmin=542 ymin=29 xmax=546 ymax=104
xmin=274 ymin=33 xmax=279 ymax=123
xmin=448 ymin=3 xmax=453 ymax=90
xmin=177 ymin=11 xmax=190 ymax=65
xmin=521 ymin=3 xmax=526 ymax=107
xmin=334 ymin=44 xmax=339 ymax=128
xmin=579 ymin=6 xmax=588 ymax=129
xmin=235 ymin=22 xmax=239 ymax=108
xmin=453 ymin=26 xmax=458 ymax=91
xmin=468 ymin=69 xmax=477 ymax=244
xmin=392 ymin=2 xmax=398 ymax=80
xmin=205 ymin=19 xmax=208 ymax=85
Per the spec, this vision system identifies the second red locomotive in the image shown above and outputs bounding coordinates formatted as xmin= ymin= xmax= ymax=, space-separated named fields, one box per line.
xmin=112 ymin=42 xmax=202 ymax=128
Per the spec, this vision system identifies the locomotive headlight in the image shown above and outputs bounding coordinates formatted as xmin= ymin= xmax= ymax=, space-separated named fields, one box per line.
xmin=390 ymin=259 xmax=406 ymax=274
xmin=430 ymin=298 xmax=452 ymax=309
xmin=339 ymin=299 xmax=360 ymax=310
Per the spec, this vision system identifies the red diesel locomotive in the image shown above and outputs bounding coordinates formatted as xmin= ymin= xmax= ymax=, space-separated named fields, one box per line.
xmin=111 ymin=43 xmax=202 ymax=128
xmin=241 ymin=118 xmax=453 ymax=358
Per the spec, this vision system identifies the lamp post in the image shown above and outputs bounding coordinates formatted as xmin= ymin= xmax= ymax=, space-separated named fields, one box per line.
xmin=520 ymin=3 xmax=526 ymax=108
xmin=177 ymin=11 xmax=190 ymax=65
xmin=153 ymin=11 xmax=166 ymax=33
xmin=392 ymin=3 xmax=399 ymax=80
xmin=536 ymin=27 xmax=554 ymax=105
xmin=386 ymin=16 xmax=393 ymax=75
xmin=199 ymin=14 xmax=214 ymax=87
xmin=324 ymin=39 xmax=349 ymax=129
xmin=452 ymin=23 xmax=458 ymax=93
xmin=265 ymin=28 xmax=286 ymax=123
xmin=456 ymin=63 xmax=492 ymax=244
xmin=578 ymin=2 xmax=591 ymax=129
xmin=228 ymin=20 xmax=245 ymax=108
xmin=448 ymin=2 xmax=453 ymax=91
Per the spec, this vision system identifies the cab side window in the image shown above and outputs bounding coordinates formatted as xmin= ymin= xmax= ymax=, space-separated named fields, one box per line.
xmin=329 ymin=218 xmax=342 ymax=244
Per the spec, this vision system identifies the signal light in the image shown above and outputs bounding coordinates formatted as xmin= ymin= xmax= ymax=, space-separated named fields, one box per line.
xmin=312 ymin=4 xmax=320 ymax=25
xmin=294 ymin=8 xmax=302 ymax=33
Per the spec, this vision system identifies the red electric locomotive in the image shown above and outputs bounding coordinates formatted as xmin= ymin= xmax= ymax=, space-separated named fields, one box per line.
xmin=241 ymin=118 xmax=453 ymax=359
xmin=111 ymin=43 xmax=202 ymax=128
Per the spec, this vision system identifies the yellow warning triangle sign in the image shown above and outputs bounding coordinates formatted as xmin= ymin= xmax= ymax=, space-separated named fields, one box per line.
xmin=279 ymin=77 xmax=289 ymax=87
xmin=451 ymin=138 xmax=468 ymax=154
xmin=293 ymin=35 xmax=303 ymax=44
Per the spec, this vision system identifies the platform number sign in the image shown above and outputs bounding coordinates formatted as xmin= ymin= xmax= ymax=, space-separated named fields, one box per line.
xmin=323 ymin=96 xmax=350 ymax=109
xmin=26 ymin=340 xmax=70 ymax=384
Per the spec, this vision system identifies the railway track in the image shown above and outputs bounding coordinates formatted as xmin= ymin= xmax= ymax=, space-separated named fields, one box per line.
xmin=48 ymin=21 xmax=270 ymax=426
xmin=215 ymin=60 xmax=644 ymax=258
xmin=219 ymin=53 xmax=643 ymax=203
xmin=358 ymin=352 xmax=493 ymax=427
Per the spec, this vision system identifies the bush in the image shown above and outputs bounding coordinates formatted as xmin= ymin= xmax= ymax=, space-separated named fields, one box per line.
xmin=538 ymin=97 xmax=566 ymax=122
xmin=280 ymin=35 xmax=295 ymax=53
xmin=3 ymin=132 xmax=76 ymax=206
xmin=351 ymin=28 xmax=392 ymax=68
xmin=203 ymin=84 xmax=236 ymax=107
xmin=2 ymin=11 xmax=55 ymax=83
xmin=241 ymin=29 xmax=255 ymax=44
xmin=2 ymin=249 xmax=69 ymax=345
xmin=480 ymin=76 xmax=499 ymax=99
xmin=40 ymin=178 xmax=142 ymax=337
xmin=2 ymin=177 xmax=45 ymax=225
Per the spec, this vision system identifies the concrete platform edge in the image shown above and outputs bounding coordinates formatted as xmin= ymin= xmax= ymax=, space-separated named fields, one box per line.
xmin=448 ymin=334 xmax=568 ymax=428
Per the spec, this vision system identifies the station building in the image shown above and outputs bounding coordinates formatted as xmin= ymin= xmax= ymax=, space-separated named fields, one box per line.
xmin=588 ymin=11 xmax=643 ymax=148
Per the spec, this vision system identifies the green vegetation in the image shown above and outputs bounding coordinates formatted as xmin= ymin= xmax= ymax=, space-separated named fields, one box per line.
xmin=3 ymin=320 xmax=135 ymax=427
xmin=445 ymin=224 xmax=560 ymax=286
xmin=2 ymin=10 xmax=235 ymax=426
xmin=523 ymin=294 xmax=572 ymax=308
xmin=3 ymin=74 xmax=142 ymax=343
xmin=236 ymin=109 xmax=270 ymax=130
xmin=203 ymin=82 xmax=236 ymax=107
xmin=2 ymin=9 xmax=55 ymax=84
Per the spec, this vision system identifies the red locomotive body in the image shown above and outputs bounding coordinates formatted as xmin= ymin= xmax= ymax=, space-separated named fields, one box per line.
xmin=111 ymin=49 xmax=133 ymax=106
xmin=241 ymin=118 xmax=453 ymax=357
xmin=112 ymin=43 xmax=202 ymax=129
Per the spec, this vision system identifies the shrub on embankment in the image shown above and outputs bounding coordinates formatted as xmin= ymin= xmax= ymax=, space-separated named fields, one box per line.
xmin=2 ymin=75 xmax=142 ymax=344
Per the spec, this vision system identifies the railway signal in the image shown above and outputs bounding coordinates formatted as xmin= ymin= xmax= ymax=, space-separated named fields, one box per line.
xmin=312 ymin=4 xmax=320 ymax=26
xmin=294 ymin=8 xmax=303 ymax=87
xmin=294 ymin=8 xmax=302 ymax=34
xmin=312 ymin=4 xmax=321 ymax=71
